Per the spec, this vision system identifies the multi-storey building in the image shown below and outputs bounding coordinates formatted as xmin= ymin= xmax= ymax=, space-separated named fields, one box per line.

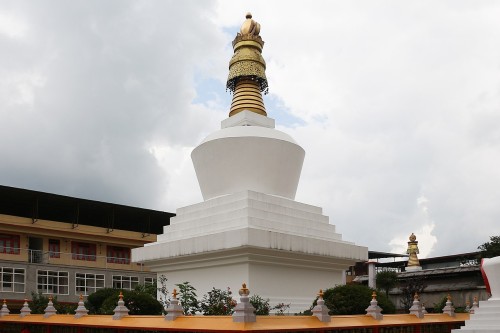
xmin=0 ymin=185 xmax=174 ymax=307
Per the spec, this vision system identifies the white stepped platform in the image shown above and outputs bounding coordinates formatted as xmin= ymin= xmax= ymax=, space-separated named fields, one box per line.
xmin=452 ymin=300 xmax=500 ymax=332
xmin=132 ymin=190 xmax=367 ymax=313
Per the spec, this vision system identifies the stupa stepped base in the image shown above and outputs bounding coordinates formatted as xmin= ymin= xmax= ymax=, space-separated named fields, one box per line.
xmin=158 ymin=190 xmax=342 ymax=243
xmin=452 ymin=300 xmax=500 ymax=332
xmin=132 ymin=190 xmax=367 ymax=313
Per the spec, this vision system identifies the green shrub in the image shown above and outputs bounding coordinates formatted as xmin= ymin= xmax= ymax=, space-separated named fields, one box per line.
xmin=86 ymin=288 xmax=163 ymax=315
xmin=249 ymin=295 xmax=271 ymax=315
xmin=312 ymin=284 xmax=396 ymax=315
xmin=200 ymin=287 xmax=236 ymax=315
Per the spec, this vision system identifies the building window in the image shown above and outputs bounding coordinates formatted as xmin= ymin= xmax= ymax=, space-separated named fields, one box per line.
xmin=49 ymin=239 xmax=60 ymax=258
xmin=37 ymin=270 xmax=69 ymax=295
xmin=0 ymin=234 xmax=20 ymax=254
xmin=107 ymin=246 xmax=131 ymax=264
xmin=144 ymin=277 xmax=156 ymax=286
xmin=71 ymin=242 xmax=96 ymax=261
xmin=112 ymin=275 xmax=139 ymax=290
xmin=75 ymin=273 xmax=105 ymax=296
xmin=0 ymin=267 xmax=25 ymax=293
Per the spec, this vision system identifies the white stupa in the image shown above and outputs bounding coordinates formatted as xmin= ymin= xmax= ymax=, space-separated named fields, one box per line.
xmin=132 ymin=13 xmax=368 ymax=312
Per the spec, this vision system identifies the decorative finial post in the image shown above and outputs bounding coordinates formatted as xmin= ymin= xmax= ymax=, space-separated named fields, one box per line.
xmin=44 ymin=296 xmax=57 ymax=318
xmin=232 ymin=283 xmax=256 ymax=322
xmin=312 ymin=289 xmax=331 ymax=322
xmin=74 ymin=294 xmax=89 ymax=318
xmin=409 ymin=293 xmax=424 ymax=318
xmin=442 ymin=294 xmax=455 ymax=317
xmin=20 ymin=298 xmax=31 ymax=317
xmin=165 ymin=288 xmax=184 ymax=321
xmin=112 ymin=292 xmax=129 ymax=320
xmin=226 ymin=14 xmax=268 ymax=117
xmin=0 ymin=299 xmax=10 ymax=317
xmin=465 ymin=300 xmax=471 ymax=313
xmin=365 ymin=291 xmax=383 ymax=320
xmin=470 ymin=296 xmax=479 ymax=314
xmin=406 ymin=233 xmax=422 ymax=271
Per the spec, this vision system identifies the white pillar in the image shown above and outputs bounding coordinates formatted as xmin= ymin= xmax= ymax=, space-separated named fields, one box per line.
xmin=367 ymin=260 xmax=377 ymax=289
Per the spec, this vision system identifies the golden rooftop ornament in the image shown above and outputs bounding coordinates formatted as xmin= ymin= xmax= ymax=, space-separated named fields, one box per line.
xmin=407 ymin=233 xmax=420 ymax=267
xmin=227 ymin=13 xmax=268 ymax=117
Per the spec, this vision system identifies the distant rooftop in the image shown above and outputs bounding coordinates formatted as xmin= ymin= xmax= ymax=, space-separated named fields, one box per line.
xmin=0 ymin=185 xmax=175 ymax=235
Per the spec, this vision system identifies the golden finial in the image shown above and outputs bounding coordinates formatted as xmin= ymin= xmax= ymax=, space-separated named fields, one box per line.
xmin=409 ymin=233 xmax=417 ymax=242
xmin=79 ymin=294 xmax=84 ymax=301
xmin=3 ymin=299 xmax=6 ymax=305
xmin=227 ymin=13 xmax=268 ymax=117
xmin=119 ymin=291 xmax=123 ymax=300
xmin=318 ymin=289 xmax=324 ymax=299
xmin=239 ymin=283 xmax=249 ymax=296
xmin=447 ymin=294 xmax=452 ymax=302
xmin=49 ymin=296 xmax=53 ymax=302
xmin=172 ymin=289 xmax=178 ymax=299
xmin=414 ymin=293 xmax=419 ymax=300
xmin=372 ymin=291 xmax=377 ymax=300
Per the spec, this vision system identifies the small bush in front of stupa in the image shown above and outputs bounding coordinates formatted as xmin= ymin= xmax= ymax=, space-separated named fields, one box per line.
xmin=309 ymin=284 xmax=396 ymax=315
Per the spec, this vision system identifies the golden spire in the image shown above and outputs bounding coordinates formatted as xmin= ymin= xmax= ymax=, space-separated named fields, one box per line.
xmin=226 ymin=13 xmax=268 ymax=117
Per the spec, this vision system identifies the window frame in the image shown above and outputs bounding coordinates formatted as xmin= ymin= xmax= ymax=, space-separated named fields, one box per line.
xmin=0 ymin=267 xmax=25 ymax=293
xmin=75 ymin=272 xmax=105 ymax=296
xmin=0 ymin=234 xmax=20 ymax=254
xmin=37 ymin=270 xmax=69 ymax=295
xmin=71 ymin=241 xmax=96 ymax=261
xmin=112 ymin=275 xmax=139 ymax=290
xmin=106 ymin=246 xmax=131 ymax=264
xmin=48 ymin=239 xmax=61 ymax=258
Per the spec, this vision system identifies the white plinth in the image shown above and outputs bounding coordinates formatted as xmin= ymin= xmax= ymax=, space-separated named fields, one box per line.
xmin=132 ymin=190 xmax=367 ymax=313
xmin=406 ymin=266 xmax=423 ymax=272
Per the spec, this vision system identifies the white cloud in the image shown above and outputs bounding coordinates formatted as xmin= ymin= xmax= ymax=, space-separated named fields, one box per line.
xmin=1 ymin=1 xmax=499 ymax=258
xmin=0 ymin=11 xmax=27 ymax=39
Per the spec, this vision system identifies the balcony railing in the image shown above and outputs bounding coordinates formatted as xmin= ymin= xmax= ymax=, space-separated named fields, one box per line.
xmin=1 ymin=248 xmax=144 ymax=271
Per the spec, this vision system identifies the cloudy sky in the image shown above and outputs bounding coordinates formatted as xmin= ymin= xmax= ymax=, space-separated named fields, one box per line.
xmin=1 ymin=0 xmax=499 ymax=258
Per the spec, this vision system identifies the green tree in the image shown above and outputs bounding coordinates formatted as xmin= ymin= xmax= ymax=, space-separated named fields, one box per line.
xmin=135 ymin=281 xmax=157 ymax=298
xmin=311 ymin=284 xmax=395 ymax=315
xmin=399 ymin=276 xmax=426 ymax=312
xmin=249 ymin=295 xmax=271 ymax=315
xmin=376 ymin=270 xmax=399 ymax=297
xmin=175 ymin=281 xmax=200 ymax=315
xmin=478 ymin=236 xmax=500 ymax=258
xmin=86 ymin=288 xmax=163 ymax=315
xmin=200 ymin=287 xmax=236 ymax=315
xmin=157 ymin=274 xmax=170 ymax=311
xmin=29 ymin=292 xmax=76 ymax=314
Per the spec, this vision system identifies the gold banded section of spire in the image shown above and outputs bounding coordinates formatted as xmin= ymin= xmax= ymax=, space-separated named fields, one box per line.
xmin=227 ymin=13 xmax=268 ymax=117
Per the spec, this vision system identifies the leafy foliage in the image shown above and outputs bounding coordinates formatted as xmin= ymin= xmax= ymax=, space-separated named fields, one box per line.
xmin=86 ymin=288 xmax=163 ymax=315
xmin=135 ymin=280 xmax=157 ymax=298
xmin=433 ymin=295 xmax=467 ymax=313
xmin=376 ymin=270 xmax=399 ymax=297
xmin=249 ymin=295 xmax=271 ymax=315
xmin=311 ymin=284 xmax=396 ymax=315
xmin=273 ymin=302 xmax=291 ymax=316
xmin=200 ymin=287 xmax=236 ymax=315
xmin=157 ymin=274 xmax=170 ymax=311
xmin=478 ymin=236 xmax=500 ymax=258
xmin=86 ymin=288 xmax=118 ymax=314
xmin=29 ymin=292 xmax=76 ymax=314
xmin=399 ymin=276 xmax=426 ymax=312
xmin=175 ymin=281 xmax=200 ymax=315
